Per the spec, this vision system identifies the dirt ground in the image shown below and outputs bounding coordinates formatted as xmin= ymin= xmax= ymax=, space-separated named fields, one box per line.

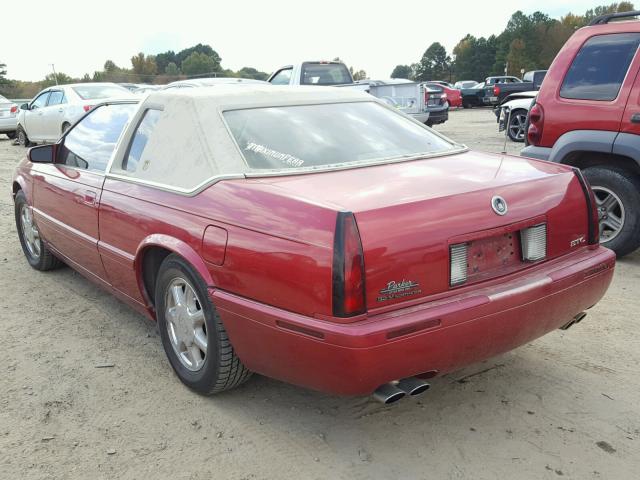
xmin=1 ymin=107 xmax=638 ymax=480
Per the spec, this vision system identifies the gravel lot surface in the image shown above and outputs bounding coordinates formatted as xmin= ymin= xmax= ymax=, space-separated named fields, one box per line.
xmin=1 ymin=107 xmax=638 ymax=479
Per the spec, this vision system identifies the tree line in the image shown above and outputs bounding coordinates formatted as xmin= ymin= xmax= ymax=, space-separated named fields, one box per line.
xmin=0 ymin=44 xmax=269 ymax=98
xmin=391 ymin=2 xmax=634 ymax=82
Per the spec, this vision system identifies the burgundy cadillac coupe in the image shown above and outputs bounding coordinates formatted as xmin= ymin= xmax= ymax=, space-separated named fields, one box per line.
xmin=12 ymin=86 xmax=615 ymax=403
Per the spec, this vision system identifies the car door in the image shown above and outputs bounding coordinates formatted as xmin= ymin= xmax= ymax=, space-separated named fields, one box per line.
xmin=24 ymin=91 xmax=50 ymax=141
xmin=30 ymin=102 xmax=138 ymax=284
xmin=41 ymin=89 xmax=66 ymax=142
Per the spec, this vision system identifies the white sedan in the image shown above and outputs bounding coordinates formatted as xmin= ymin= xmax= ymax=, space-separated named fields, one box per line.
xmin=0 ymin=94 xmax=19 ymax=139
xmin=16 ymin=83 xmax=134 ymax=146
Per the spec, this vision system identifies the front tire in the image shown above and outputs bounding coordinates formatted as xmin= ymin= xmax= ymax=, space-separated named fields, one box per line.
xmin=16 ymin=125 xmax=31 ymax=147
xmin=507 ymin=109 xmax=527 ymax=142
xmin=14 ymin=190 xmax=62 ymax=270
xmin=155 ymin=254 xmax=251 ymax=394
xmin=583 ymin=166 xmax=640 ymax=257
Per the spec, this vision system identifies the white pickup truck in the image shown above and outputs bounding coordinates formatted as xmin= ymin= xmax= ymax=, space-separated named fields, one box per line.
xmin=267 ymin=61 xmax=448 ymax=126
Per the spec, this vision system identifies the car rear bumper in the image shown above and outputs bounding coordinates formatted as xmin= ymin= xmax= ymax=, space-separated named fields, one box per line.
xmin=427 ymin=107 xmax=448 ymax=125
xmin=212 ymin=246 xmax=615 ymax=396
xmin=410 ymin=112 xmax=430 ymax=124
xmin=521 ymin=145 xmax=552 ymax=161
xmin=0 ymin=116 xmax=18 ymax=133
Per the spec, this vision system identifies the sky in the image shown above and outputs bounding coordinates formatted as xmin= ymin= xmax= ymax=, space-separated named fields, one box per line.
xmin=1 ymin=0 xmax=603 ymax=82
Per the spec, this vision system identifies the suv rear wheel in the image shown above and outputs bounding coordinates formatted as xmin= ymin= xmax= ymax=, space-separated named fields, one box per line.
xmin=583 ymin=166 xmax=640 ymax=257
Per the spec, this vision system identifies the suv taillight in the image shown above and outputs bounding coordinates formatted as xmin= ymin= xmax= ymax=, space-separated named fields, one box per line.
xmin=332 ymin=212 xmax=366 ymax=317
xmin=493 ymin=85 xmax=500 ymax=96
xmin=527 ymin=103 xmax=544 ymax=145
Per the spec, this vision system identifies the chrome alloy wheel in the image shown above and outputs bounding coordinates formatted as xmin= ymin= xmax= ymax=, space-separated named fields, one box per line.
xmin=593 ymin=186 xmax=625 ymax=242
xmin=164 ymin=277 xmax=207 ymax=371
xmin=509 ymin=112 xmax=527 ymax=141
xmin=20 ymin=204 xmax=41 ymax=259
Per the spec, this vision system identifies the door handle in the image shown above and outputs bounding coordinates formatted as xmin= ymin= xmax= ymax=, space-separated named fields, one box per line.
xmin=81 ymin=190 xmax=96 ymax=206
xmin=631 ymin=113 xmax=640 ymax=124
xmin=58 ymin=108 xmax=63 ymax=113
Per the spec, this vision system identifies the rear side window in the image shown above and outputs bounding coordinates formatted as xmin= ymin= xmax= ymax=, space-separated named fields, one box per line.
xmin=301 ymin=63 xmax=352 ymax=85
xmin=59 ymin=103 xmax=137 ymax=172
xmin=115 ymin=106 xmax=216 ymax=190
xmin=560 ymin=33 xmax=640 ymax=101
xmin=269 ymin=68 xmax=292 ymax=85
xmin=72 ymin=84 xmax=130 ymax=100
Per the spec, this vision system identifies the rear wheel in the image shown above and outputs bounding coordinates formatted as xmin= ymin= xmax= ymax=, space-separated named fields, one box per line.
xmin=6 ymin=132 xmax=16 ymax=140
xmin=14 ymin=190 xmax=62 ymax=270
xmin=16 ymin=126 xmax=31 ymax=147
xmin=583 ymin=166 xmax=640 ymax=257
xmin=155 ymin=254 xmax=251 ymax=394
xmin=507 ymin=109 xmax=527 ymax=142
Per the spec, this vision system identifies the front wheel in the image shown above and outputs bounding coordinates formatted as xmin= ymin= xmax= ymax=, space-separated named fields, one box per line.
xmin=16 ymin=126 xmax=31 ymax=147
xmin=14 ymin=190 xmax=62 ymax=270
xmin=155 ymin=254 xmax=251 ymax=394
xmin=583 ymin=167 xmax=640 ymax=257
xmin=507 ymin=109 xmax=527 ymax=142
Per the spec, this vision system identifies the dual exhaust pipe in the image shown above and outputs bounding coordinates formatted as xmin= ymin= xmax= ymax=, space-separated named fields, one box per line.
xmin=373 ymin=377 xmax=430 ymax=404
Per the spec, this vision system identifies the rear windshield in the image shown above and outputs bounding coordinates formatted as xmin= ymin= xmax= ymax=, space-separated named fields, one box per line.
xmin=72 ymin=84 xmax=130 ymax=100
xmin=560 ymin=33 xmax=640 ymax=101
xmin=223 ymin=102 xmax=455 ymax=172
xmin=301 ymin=63 xmax=352 ymax=85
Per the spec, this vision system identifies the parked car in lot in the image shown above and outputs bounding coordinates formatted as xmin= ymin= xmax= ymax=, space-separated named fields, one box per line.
xmin=483 ymin=71 xmax=547 ymax=106
xmin=165 ymin=77 xmax=269 ymax=89
xmin=426 ymin=81 xmax=462 ymax=108
xmin=522 ymin=10 xmax=640 ymax=257
xmin=16 ymin=83 xmax=134 ymax=146
xmin=454 ymin=80 xmax=478 ymax=89
xmin=461 ymin=82 xmax=486 ymax=108
xmin=268 ymin=61 xmax=354 ymax=85
xmin=0 ymin=94 xmax=19 ymax=139
xmin=13 ymin=86 xmax=614 ymax=402
xmin=495 ymin=91 xmax=538 ymax=142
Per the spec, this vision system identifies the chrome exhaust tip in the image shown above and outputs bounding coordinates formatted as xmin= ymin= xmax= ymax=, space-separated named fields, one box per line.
xmin=396 ymin=377 xmax=431 ymax=396
xmin=560 ymin=311 xmax=587 ymax=330
xmin=372 ymin=383 xmax=406 ymax=404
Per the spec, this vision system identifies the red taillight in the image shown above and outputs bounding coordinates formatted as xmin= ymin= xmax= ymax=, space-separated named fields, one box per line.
xmin=332 ymin=212 xmax=366 ymax=317
xmin=10 ymin=105 xmax=18 ymax=114
xmin=83 ymin=105 xmax=94 ymax=112
xmin=493 ymin=85 xmax=500 ymax=96
xmin=527 ymin=103 xmax=544 ymax=145
xmin=424 ymin=90 xmax=430 ymax=103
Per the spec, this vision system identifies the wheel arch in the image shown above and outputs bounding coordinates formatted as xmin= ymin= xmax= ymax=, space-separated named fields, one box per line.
xmin=135 ymin=234 xmax=215 ymax=312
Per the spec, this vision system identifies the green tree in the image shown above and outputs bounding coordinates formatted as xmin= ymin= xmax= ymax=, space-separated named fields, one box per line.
xmin=390 ymin=65 xmax=413 ymax=79
xmin=236 ymin=67 xmax=268 ymax=80
xmin=181 ymin=52 xmax=218 ymax=76
xmin=44 ymin=72 xmax=74 ymax=86
xmin=165 ymin=62 xmax=180 ymax=76
xmin=155 ymin=51 xmax=176 ymax=74
xmin=0 ymin=61 xmax=7 ymax=85
xmin=415 ymin=42 xmax=451 ymax=81
xmin=176 ymin=44 xmax=221 ymax=71
xmin=104 ymin=60 xmax=119 ymax=73
xmin=131 ymin=53 xmax=158 ymax=78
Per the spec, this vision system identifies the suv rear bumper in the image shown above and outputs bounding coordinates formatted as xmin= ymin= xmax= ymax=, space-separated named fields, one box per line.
xmin=211 ymin=246 xmax=615 ymax=396
xmin=521 ymin=145 xmax=552 ymax=161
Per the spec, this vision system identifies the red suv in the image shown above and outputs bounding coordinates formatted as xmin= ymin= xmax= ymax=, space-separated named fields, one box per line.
xmin=522 ymin=10 xmax=640 ymax=257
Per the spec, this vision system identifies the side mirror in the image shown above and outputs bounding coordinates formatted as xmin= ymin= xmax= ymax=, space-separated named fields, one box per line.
xmin=20 ymin=103 xmax=29 ymax=111
xmin=29 ymin=144 xmax=55 ymax=164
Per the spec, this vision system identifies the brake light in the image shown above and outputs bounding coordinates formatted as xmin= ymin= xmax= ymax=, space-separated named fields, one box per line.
xmin=83 ymin=105 xmax=94 ymax=112
xmin=527 ymin=103 xmax=544 ymax=145
xmin=573 ymin=168 xmax=600 ymax=245
xmin=332 ymin=212 xmax=366 ymax=317
xmin=10 ymin=105 xmax=18 ymax=114
xmin=424 ymin=90 xmax=430 ymax=103
xmin=493 ymin=85 xmax=500 ymax=96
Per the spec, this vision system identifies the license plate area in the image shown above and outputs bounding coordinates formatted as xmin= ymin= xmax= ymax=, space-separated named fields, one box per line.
xmin=466 ymin=233 xmax=522 ymax=283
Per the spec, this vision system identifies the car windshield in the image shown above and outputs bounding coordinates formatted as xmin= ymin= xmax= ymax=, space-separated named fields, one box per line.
xmin=301 ymin=63 xmax=352 ymax=85
xmin=224 ymin=102 xmax=456 ymax=172
xmin=72 ymin=84 xmax=131 ymax=100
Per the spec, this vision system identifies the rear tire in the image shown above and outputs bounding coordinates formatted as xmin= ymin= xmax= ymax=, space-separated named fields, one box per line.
xmin=155 ymin=254 xmax=252 ymax=395
xmin=14 ymin=190 xmax=62 ymax=270
xmin=583 ymin=166 xmax=640 ymax=257
xmin=6 ymin=132 xmax=16 ymax=140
